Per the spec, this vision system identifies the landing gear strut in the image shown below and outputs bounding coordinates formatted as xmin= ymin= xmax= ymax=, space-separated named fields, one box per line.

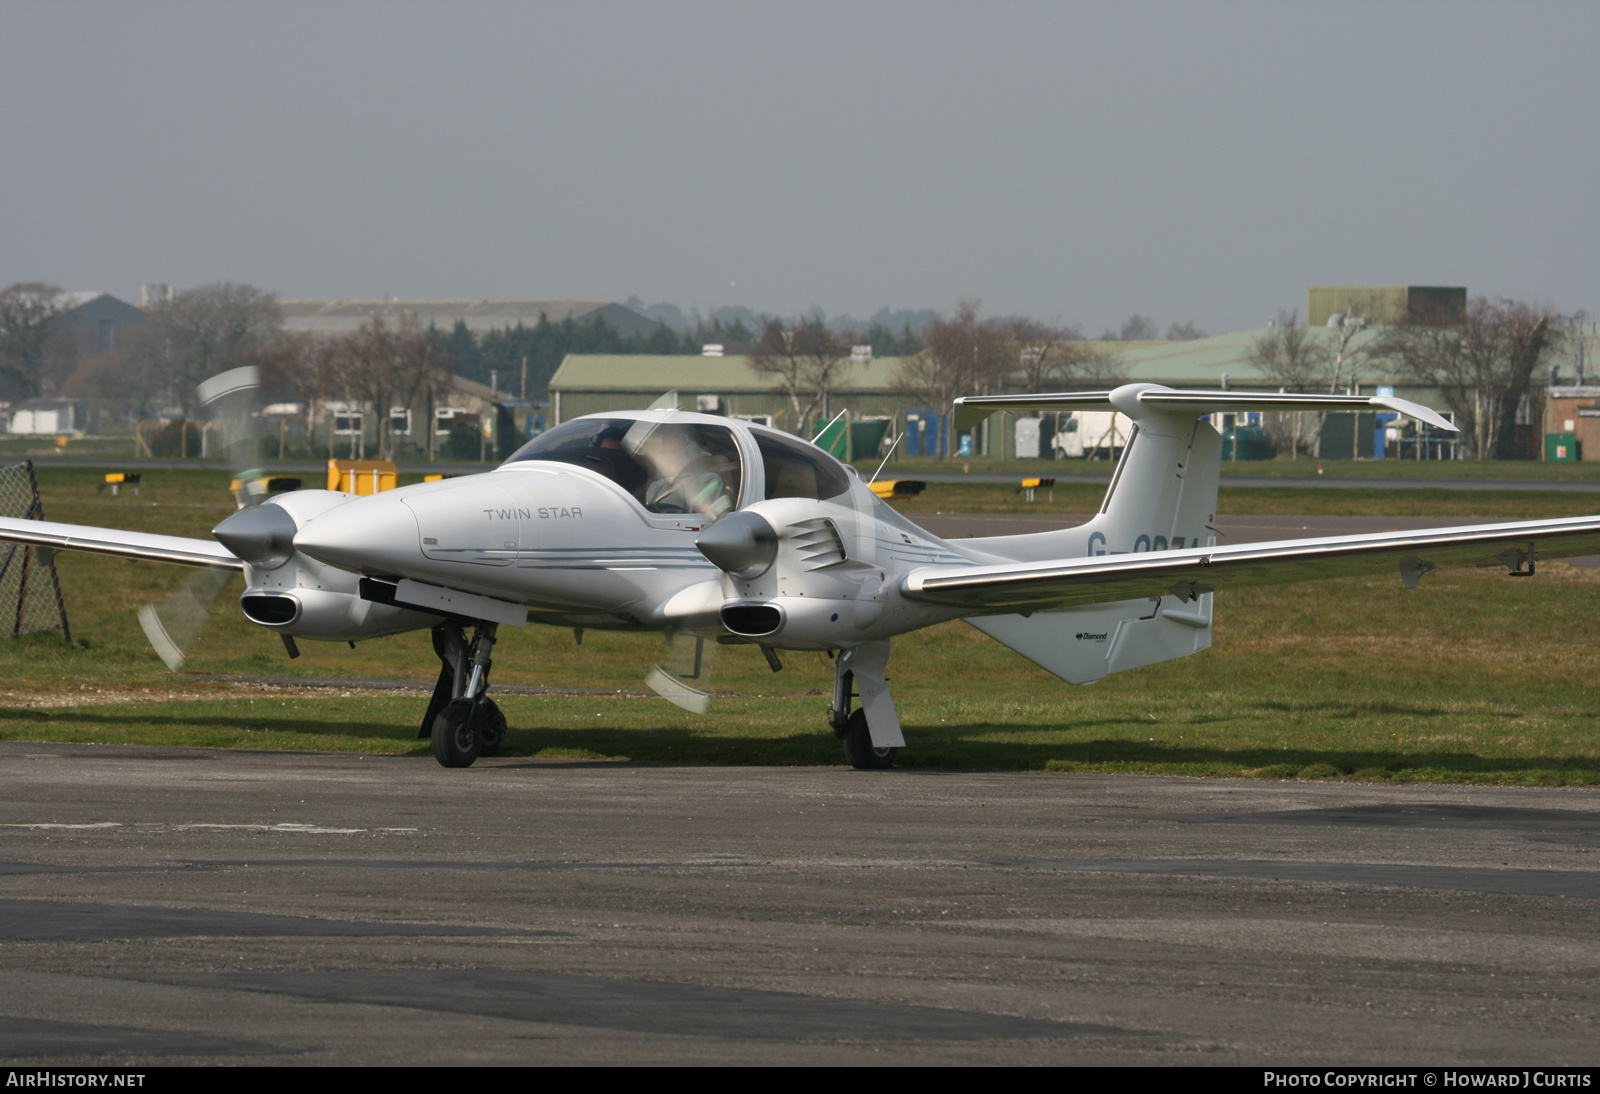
xmin=829 ymin=642 xmax=902 ymax=770
xmin=421 ymin=621 xmax=502 ymax=768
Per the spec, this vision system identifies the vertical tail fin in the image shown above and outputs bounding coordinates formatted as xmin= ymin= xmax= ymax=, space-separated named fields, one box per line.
xmin=1083 ymin=406 xmax=1221 ymax=559
xmin=974 ymin=385 xmax=1222 ymax=565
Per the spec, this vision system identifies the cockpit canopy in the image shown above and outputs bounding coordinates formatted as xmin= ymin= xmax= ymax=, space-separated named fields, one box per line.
xmin=502 ymin=415 xmax=851 ymax=521
xmin=750 ymin=427 xmax=851 ymax=503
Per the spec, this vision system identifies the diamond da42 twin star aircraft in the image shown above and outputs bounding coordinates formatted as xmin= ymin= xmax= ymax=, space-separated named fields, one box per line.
xmin=6 ymin=383 xmax=1600 ymax=769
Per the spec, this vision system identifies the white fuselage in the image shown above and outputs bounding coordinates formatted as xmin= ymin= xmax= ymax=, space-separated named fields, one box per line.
xmin=267 ymin=412 xmax=999 ymax=649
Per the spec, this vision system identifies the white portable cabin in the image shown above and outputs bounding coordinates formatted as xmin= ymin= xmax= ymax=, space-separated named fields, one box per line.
xmin=6 ymin=400 xmax=80 ymax=435
xmin=1049 ymin=410 xmax=1133 ymax=459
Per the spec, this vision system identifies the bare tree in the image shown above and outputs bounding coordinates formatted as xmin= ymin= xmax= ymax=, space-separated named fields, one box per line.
xmin=747 ymin=318 xmax=855 ymax=430
xmin=1315 ymin=291 xmax=1388 ymax=396
xmin=307 ymin=313 xmax=455 ymax=460
xmin=1246 ymin=310 xmax=1329 ymax=459
xmin=272 ymin=333 xmax=344 ymax=458
xmin=892 ymin=300 xmax=1014 ymax=458
xmin=348 ymin=316 xmax=409 ymax=461
xmin=1165 ymin=319 xmax=1207 ymax=341
xmin=63 ymin=344 xmax=150 ymax=426
xmin=1376 ymin=297 xmax=1563 ymax=459
xmin=1007 ymin=317 xmax=1122 ymax=392
xmin=121 ymin=283 xmax=284 ymax=416
xmin=379 ymin=314 xmax=451 ymax=459
xmin=1119 ymin=314 xmax=1159 ymax=341
xmin=0 ymin=282 xmax=70 ymax=399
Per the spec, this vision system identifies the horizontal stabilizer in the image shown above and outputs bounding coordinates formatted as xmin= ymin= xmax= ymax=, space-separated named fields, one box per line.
xmin=0 ymin=516 xmax=243 ymax=570
xmin=902 ymin=515 xmax=1600 ymax=615
xmin=953 ymin=386 xmax=1456 ymax=433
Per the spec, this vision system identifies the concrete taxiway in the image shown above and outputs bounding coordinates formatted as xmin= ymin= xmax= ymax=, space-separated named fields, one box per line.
xmin=0 ymin=742 xmax=1596 ymax=1065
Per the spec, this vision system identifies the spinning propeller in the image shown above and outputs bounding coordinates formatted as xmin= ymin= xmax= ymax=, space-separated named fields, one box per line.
xmin=137 ymin=366 xmax=265 ymax=670
xmin=646 ymin=629 xmax=717 ymax=715
xmin=645 ymin=510 xmax=783 ymax=713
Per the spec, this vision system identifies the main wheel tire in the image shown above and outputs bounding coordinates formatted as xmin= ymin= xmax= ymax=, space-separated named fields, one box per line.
xmin=430 ymin=700 xmax=480 ymax=768
xmin=478 ymin=697 xmax=506 ymax=756
xmin=840 ymin=708 xmax=896 ymax=770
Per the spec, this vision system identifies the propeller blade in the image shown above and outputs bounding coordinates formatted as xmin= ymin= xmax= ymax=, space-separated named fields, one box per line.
xmin=199 ymin=365 xmax=282 ymax=509
xmin=646 ymin=631 xmax=715 ymax=714
xmin=139 ymin=367 xmax=265 ymax=670
xmin=137 ymin=566 xmax=234 ymax=671
xmin=645 ymin=666 xmax=710 ymax=715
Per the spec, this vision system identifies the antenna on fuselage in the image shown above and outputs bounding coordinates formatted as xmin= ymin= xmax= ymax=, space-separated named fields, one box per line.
xmin=810 ymin=408 xmax=848 ymax=445
xmin=867 ymin=430 xmax=901 ymax=486
xmin=646 ymin=390 xmax=679 ymax=411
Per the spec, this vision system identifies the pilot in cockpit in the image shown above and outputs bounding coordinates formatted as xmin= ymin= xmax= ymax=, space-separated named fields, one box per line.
xmin=593 ymin=425 xmax=648 ymax=498
xmin=634 ymin=426 xmax=734 ymax=519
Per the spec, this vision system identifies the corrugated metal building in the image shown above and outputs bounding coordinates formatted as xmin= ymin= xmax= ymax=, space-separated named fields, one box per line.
xmin=548 ymin=354 xmax=921 ymax=432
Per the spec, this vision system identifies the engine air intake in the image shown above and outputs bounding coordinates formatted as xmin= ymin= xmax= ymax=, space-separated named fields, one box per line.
xmin=720 ymin=603 xmax=782 ymax=637
xmin=240 ymin=594 xmax=300 ymax=626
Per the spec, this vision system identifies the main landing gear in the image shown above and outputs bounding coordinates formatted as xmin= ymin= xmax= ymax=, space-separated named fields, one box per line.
xmin=420 ymin=621 xmax=503 ymax=768
xmin=828 ymin=641 xmax=904 ymax=770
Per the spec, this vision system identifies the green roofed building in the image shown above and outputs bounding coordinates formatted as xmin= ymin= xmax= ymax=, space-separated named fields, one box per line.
xmin=547 ymin=353 xmax=918 ymax=432
xmin=1112 ymin=326 xmax=1397 ymax=391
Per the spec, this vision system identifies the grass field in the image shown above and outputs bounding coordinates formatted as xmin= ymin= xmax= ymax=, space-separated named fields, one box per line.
xmin=3 ymin=465 xmax=1598 ymax=784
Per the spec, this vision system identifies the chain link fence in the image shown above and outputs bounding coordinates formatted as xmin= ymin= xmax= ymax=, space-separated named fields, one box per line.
xmin=0 ymin=461 xmax=72 ymax=642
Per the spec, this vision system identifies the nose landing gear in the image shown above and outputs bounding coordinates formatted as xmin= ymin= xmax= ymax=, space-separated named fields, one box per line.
xmin=829 ymin=641 xmax=904 ymax=770
xmin=421 ymin=621 xmax=502 ymax=768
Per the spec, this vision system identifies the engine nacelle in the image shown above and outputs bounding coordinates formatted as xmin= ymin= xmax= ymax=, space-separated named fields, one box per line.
xmin=239 ymin=583 xmax=439 ymax=642
xmin=702 ymin=495 xmax=907 ymax=649
xmin=720 ymin=594 xmax=890 ymax=649
xmin=231 ymin=491 xmax=441 ymax=642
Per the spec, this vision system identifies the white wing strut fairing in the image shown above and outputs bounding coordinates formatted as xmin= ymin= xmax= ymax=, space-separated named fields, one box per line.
xmin=901 ymin=516 xmax=1600 ymax=614
xmin=952 ymin=385 xmax=1457 ymax=435
xmin=0 ymin=516 xmax=243 ymax=571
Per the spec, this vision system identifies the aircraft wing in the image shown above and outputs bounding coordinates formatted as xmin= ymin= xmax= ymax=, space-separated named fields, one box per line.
xmin=952 ymin=388 xmax=1456 ymax=433
xmin=899 ymin=516 xmax=1600 ymax=613
xmin=0 ymin=516 xmax=244 ymax=571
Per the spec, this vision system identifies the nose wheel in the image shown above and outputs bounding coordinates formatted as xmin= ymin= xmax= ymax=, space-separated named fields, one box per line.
xmin=839 ymin=707 xmax=897 ymax=770
xmin=830 ymin=651 xmax=901 ymax=770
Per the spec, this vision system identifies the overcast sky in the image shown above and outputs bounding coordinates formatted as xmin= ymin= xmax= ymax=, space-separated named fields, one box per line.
xmin=3 ymin=1 xmax=1595 ymax=334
